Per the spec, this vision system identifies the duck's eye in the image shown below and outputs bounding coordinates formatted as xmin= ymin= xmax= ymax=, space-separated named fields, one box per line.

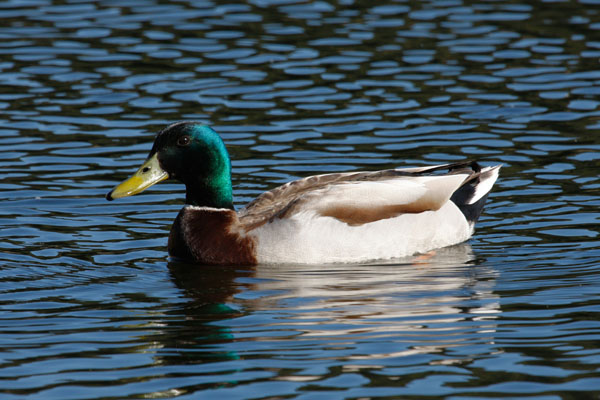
xmin=177 ymin=135 xmax=191 ymax=147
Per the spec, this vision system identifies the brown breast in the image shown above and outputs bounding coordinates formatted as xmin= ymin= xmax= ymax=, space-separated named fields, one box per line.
xmin=168 ymin=207 xmax=258 ymax=265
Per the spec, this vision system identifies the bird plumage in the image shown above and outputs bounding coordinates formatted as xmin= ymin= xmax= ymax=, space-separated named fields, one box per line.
xmin=107 ymin=122 xmax=500 ymax=265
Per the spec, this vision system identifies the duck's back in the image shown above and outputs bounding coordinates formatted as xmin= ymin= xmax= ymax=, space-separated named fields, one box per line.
xmin=239 ymin=162 xmax=500 ymax=264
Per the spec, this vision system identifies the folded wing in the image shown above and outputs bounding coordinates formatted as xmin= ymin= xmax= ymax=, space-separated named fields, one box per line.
xmin=239 ymin=165 xmax=472 ymax=229
xmin=304 ymin=174 xmax=468 ymax=225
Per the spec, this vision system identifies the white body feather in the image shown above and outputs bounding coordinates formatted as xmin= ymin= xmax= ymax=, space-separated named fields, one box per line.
xmin=251 ymin=174 xmax=476 ymax=264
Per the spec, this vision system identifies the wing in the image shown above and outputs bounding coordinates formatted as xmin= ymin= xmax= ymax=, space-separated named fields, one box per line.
xmin=238 ymin=170 xmax=367 ymax=230
xmin=238 ymin=162 xmax=481 ymax=230
xmin=312 ymin=175 xmax=468 ymax=226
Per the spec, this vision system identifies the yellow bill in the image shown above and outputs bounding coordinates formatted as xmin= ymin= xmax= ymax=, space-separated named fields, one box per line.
xmin=106 ymin=153 xmax=169 ymax=201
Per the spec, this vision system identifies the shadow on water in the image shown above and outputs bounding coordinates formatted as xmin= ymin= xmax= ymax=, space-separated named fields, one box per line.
xmin=158 ymin=261 xmax=251 ymax=365
xmin=114 ymin=244 xmax=509 ymax=398
xmin=157 ymin=244 xmax=500 ymax=369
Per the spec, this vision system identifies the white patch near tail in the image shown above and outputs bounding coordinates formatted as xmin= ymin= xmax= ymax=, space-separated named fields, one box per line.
xmin=468 ymin=166 xmax=501 ymax=205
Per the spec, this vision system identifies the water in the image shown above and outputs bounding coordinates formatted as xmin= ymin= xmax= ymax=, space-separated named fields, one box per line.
xmin=1 ymin=0 xmax=600 ymax=398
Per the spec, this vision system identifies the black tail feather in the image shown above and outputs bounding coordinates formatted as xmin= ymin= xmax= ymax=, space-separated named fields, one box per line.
xmin=450 ymin=166 xmax=500 ymax=225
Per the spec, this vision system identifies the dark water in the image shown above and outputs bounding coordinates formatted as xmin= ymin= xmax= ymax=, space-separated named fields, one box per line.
xmin=2 ymin=0 xmax=600 ymax=399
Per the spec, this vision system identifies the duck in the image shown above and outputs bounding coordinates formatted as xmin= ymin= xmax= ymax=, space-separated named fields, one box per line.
xmin=106 ymin=121 xmax=500 ymax=265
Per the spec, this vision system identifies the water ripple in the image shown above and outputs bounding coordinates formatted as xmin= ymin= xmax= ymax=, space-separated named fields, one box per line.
xmin=1 ymin=0 xmax=600 ymax=398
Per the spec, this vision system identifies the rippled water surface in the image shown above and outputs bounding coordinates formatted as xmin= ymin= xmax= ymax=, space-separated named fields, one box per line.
xmin=2 ymin=0 xmax=600 ymax=399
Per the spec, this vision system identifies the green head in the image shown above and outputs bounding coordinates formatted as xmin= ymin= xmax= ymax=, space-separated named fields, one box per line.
xmin=107 ymin=122 xmax=234 ymax=209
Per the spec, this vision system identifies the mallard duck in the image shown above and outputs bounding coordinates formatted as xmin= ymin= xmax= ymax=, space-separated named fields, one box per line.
xmin=107 ymin=122 xmax=500 ymax=265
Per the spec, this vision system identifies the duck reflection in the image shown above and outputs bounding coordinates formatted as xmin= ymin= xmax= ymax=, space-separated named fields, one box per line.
xmin=154 ymin=261 xmax=251 ymax=364
xmin=250 ymin=244 xmax=499 ymax=347
xmin=159 ymin=244 xmax=499 ymax=367
xmin=254 ymin=246 xmax=499 ymax=369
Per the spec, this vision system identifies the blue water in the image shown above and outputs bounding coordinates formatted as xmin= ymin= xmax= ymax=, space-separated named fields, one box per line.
xmin=1 ymin=1 xmax=600 ymax=399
